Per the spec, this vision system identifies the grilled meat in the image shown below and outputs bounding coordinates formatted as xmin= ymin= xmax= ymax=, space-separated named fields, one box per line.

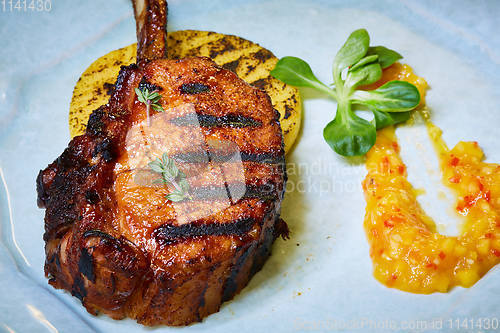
xmin=36 ymin=0 xmax=287 ymax=326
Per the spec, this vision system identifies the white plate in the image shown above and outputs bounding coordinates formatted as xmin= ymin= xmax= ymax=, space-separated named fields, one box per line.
xmin=1 ymin=0 xmax=499 ymax=332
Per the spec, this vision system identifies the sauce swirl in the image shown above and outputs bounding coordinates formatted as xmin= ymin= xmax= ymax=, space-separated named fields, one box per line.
xmin=362 ymin=64 xmax=500 ymax=293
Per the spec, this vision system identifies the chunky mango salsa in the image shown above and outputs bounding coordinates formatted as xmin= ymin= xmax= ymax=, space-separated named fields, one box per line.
xmin=362 ymin=64 xmax=500 ymax=293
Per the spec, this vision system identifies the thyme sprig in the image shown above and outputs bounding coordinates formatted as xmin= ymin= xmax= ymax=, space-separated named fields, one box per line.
xmin=149 ymin=153 xmax=192 ymax=202
xmin=135 ymin=87 xmax=165 ymax=125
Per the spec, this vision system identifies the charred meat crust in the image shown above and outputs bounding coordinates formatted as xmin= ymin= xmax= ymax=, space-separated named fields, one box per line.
xmin=38 ymin=57 xmax=286 ymax=326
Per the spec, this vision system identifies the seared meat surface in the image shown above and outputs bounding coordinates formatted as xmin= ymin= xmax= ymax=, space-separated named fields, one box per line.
xmin=36 ymin=0 xmax=286 ymax=326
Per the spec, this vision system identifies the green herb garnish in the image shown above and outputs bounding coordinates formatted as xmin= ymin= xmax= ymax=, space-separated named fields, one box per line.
xmin=270 ymin=29 xmax=420 ymax=156
xmin=149 ymin=153 xmax=192 ymax=202
xmin=135 ymin=87 xmax=165 ymax=125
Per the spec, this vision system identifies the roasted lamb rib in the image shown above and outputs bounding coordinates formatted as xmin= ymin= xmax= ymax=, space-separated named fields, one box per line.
xmin=36 ymin=0 xmax=287 ymax=326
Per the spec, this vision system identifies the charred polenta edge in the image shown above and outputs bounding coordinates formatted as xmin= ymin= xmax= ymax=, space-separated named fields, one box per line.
xmin=69 ymin=30 xmax=301 ymax=152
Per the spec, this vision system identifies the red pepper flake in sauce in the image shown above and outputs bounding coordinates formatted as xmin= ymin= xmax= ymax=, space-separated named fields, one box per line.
xmin=426 ymin=262 xmax=438 ymax=270
xmin=384 ymin=220 xmax=394 ymax=228
xmin=478 ymin=181 xmax=485 ymax=192
xmin=382 ymin=156 xmax=390 ymax=173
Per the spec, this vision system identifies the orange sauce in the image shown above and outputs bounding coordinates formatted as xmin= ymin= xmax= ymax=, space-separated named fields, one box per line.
xmin=362 ymin=64 xmax=500 ymax=293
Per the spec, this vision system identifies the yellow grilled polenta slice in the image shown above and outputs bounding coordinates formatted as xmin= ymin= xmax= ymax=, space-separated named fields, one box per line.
xmin=69 ymin=30 xmax=301 ymax=153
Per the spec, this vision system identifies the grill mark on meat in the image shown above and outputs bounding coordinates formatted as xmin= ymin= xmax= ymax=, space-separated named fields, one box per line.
xmin=242 ymin=184 xmax=278 ymax=201
xmin=170 ymin=113 xmax=262 ymax=128
xmin=79 ymin=247 xmax=96 ymax=283
xmin=241 ymin=152 xmax=284 ymax=164
xmin=153 ymin=217 xmax=255 ymax=245
xmin=180 ymin=82 xmax=211 ymax=94
xmin=173 ymin=151 xmax=284 ymax=164
xmin=190 ymin=183 xmax=277 ymax=201
xmin=138 ymin=76 xmax=162 ymax=92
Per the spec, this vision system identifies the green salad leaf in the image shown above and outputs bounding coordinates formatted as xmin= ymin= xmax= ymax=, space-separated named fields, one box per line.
xmin=345 ymin=62 xmax=382 ymax=89
xmin=271 ymin=28 xmax=421 ymax=156
xmin=333 ymin=29 xmax=370 ymax=80
xmin=323 ymin=105 xmax=376 ymax=156
xmin=270 ymin=57 xmax=336 ymax=98
xmin=351 ymin=81 xmax=420 ymax=112
xmin=366 ymin=46 xmax=402 ymax=69
xmin=371 ymin=109 xmax=411 ymax=130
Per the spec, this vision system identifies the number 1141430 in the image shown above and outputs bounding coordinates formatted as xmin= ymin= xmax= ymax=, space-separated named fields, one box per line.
xmin=1 ymin=0 xmax=51 ymax=12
